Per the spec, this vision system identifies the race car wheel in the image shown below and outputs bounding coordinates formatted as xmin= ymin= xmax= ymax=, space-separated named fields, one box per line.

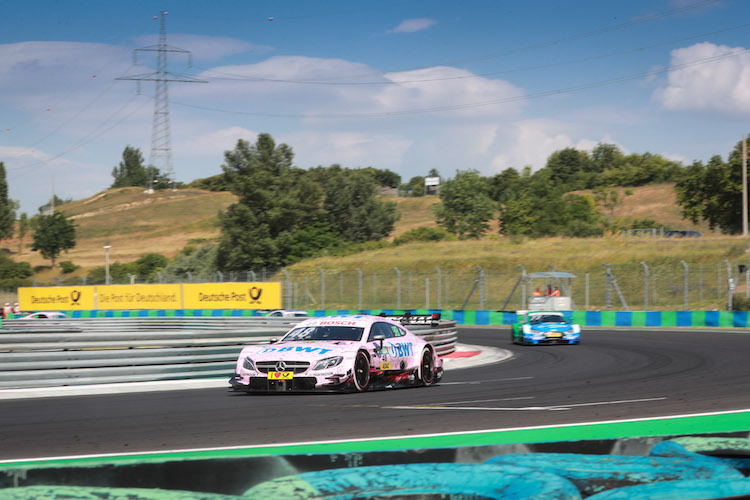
xmin=419 ymin=348 xmax=435 ymax=386
xmin=353 ymin=351 xmax=370 ymax=392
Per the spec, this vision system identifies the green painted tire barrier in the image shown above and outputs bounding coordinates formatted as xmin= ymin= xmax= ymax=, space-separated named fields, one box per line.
xmin=244 ymin=463 xmax=582 ymax=499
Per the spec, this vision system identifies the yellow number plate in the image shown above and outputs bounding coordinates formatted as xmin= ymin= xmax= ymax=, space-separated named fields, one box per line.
xmin=267 ymin=371 xmax=293 ymax=380
xmin=546 ymin=333 xmax=563 ymax=338
xmin=380 ymin=362 xmax=392 ymax=370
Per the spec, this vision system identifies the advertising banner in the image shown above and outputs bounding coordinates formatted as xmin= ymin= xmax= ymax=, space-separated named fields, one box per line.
xmin=96 ymin=284 xmax=182 ymax=310
xmin=183 ymin=282 xmax=281 ymax=310
xmin=18 ymin=286 xmax=96 ymax=311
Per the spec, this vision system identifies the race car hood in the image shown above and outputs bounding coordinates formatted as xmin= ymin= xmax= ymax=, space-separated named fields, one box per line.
xmin=240 ymin=341 xmax=358 ymax=361
xmin=529 ymin=322 xmax=573 ymax=332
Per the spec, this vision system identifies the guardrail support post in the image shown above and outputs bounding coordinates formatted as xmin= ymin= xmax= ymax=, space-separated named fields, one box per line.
xmin=640 ymin=262 xmax=649 ymax=311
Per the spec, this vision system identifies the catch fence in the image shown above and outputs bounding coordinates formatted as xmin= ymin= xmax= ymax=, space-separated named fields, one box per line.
xmin=21 ymin=259 xmax=750 ymax=311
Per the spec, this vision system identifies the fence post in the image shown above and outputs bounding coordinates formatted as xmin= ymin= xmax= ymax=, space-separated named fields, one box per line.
xmin=320 ymin=269 xmax=325 ymax=311
xmin=186 ymin=271 xmax=192 ymax=283
xmin=725 ymin=259 xmax=734 ymax=310
xmin=356 ymin=268 xmax=363 ymax=311
xmin=640 ymin=262 xmax=648 ymax=311
xmin=585 ymin=273 xmax=589 ymax=310
xmin=680 ymin=260 xmax=688 ymax=311
xmin=518 ymin=265 xmax=527 ymax=310
xmin=81 ymin=276 xmax=86 ymax=286
xmin=477 ymin=265 xmax=485 ymax=310
xmin=394 ymin=267 xmax=401 ymax=310
xmin=435 ymin=267 xmax=442 ymax=310
xmin=425 ymin=278 xmax=430 ymax=310
xmin=281 ymin=270 xmax=291 ymax=309
xmin=128 ymin=273 xmax=136 ymax=285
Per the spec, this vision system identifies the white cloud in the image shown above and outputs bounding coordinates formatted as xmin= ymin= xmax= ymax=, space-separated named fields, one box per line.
xmin=487 ymin=120 xmax=627 ymax=173
xmin=282 ymin=131 xmax=413 ymax=168
xmin=378 ymin=66 xmax=525 ymax=117
xmin=387 ymin=18 xmax=438 ymax=34
xmin=180 ymin=126 xmax=257 ymax=157
xmin=655 ymin=42 xmax=750 ymax=113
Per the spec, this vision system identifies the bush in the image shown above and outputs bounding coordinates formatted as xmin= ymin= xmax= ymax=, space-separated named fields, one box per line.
xmin=732 ymin=294 xmax=750 ymax=311
xmin=59 ymin=261 xmax=79 ymax=274
xmin=394 ymin=226 xmax=455 ymax=245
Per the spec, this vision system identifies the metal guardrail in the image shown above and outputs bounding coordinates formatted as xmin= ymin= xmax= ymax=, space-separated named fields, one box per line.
xmin=0 ymin=317 xmax=458 ymax=389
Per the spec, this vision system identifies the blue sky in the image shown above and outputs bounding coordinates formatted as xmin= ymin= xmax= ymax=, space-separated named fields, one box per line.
xmin=2 ymin=0 xmax=750 ymax=214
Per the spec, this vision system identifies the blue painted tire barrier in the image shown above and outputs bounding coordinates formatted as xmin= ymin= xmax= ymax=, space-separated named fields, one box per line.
xmin=586 ymin=478 xmax=750 ymax=499
xmin=243 ymin=463 xmax=582 ymax=499
xmin=484 ymin=452 xmax=743 ymax=497
xmin=650 ymin=437 xmax=750 ymax=474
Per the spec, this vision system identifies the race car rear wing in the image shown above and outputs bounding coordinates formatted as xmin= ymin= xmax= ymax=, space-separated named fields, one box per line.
xmin=379 ymin=312 xmax=442 ymax=327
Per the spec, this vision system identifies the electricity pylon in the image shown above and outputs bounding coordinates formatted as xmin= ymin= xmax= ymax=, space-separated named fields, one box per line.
xmin=117 ymin=11 xmax=206 ymax=191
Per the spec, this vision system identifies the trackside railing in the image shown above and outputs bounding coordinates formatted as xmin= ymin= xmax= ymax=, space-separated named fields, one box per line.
xmin=0 ymin=317 xmax=458 ymax=389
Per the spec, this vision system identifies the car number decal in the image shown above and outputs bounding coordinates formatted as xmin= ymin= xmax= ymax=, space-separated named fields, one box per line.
xmin=267 ymin=371 xmax=293 ymax=380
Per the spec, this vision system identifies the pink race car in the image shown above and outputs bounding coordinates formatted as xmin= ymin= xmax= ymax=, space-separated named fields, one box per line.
xmin=230 ymin=314 xmax=444 ymax=393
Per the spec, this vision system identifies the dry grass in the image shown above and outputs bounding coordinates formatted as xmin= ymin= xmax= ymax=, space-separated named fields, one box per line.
xmin=1 ymin=182 xmax=732 ymax=286
xmin=6 ymin=187 xmax=236 ymax=280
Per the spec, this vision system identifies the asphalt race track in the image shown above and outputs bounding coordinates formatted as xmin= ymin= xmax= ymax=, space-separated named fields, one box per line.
xmin=3 ymin=327 xmax=750 ymax=461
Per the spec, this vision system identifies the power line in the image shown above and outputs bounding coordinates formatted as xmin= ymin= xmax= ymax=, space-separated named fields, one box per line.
xmin=8 ymin=94 xmax=150 ymax=178
xmin=193 ymin=22 xmax=750 ymax=86
xmin=171 ymin=47 xmax=750 ymax=119
xmin=191 ymin=0 xmax=721 ymax=84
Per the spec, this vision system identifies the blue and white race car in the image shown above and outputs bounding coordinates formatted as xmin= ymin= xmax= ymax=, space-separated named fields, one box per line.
xmin=510 ymin=310 xmax=580 ymax=345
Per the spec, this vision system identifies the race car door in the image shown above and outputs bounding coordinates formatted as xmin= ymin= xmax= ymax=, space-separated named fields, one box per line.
xmin=369 ymin=321 xmax=414 ymax=372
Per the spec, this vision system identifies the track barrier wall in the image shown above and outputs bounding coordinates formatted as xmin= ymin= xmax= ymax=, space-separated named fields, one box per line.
xmin=13 ymin=308 xmax=750 ymax=328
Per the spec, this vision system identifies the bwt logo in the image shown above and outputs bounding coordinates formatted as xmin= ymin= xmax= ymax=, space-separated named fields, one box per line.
xmin=248 ymin=287 xmax=262 ymax=304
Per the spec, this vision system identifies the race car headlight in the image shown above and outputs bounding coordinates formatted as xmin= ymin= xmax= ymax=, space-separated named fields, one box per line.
xmin=243 ymin=357 xmax=256 ymax=371
xmin=313 ymin=356 xmax=343 ymax=371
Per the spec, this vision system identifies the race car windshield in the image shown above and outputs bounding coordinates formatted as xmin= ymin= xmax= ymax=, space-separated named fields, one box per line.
xmin=282 ymin=326 xmax=365 ymax=342
xmin=530 ymin=315 xmax=565 ymax=324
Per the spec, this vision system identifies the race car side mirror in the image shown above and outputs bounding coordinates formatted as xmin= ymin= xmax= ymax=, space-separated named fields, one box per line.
xmin=269 ymin=338 xmax=279 ymax=344
xmin=372 ymin=334 xmax=385 ymax=350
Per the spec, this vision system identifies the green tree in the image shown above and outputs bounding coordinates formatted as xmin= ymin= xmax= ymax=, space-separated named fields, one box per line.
xmin=674 ymin=149 xmax=741 ymax=233
xmin=134 ymin=253 xmax=168 ymax=279
xmin=0 ymin=163 xmax=15 ymax=240
xmin=216 ymin=134 xmax=325 ymax=270
xmin=31 ymin=212 xmax=76 ymax=266
xmin=433 ymin=170 xmax=495 ymax=239
xmin=38 ymin=195 xmax=72 ymax=215
xmin=488 ymin=168 xmax=521 ymax=202
xmin=403 ymin=176 xmax=425 ymax=197
xmin=545 ymin=148 xmax=592 ymax=188
xmin=111 ymin=146 xmax=148 ymax=188
xmin=321 ymin=167 xmax=399 ymax=242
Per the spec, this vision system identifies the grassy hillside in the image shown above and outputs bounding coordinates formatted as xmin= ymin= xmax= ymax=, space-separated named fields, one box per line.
xmin=7 ymin=187 xmax=237 ymax=282
xmin=1 ymin=182 xmax=720 ymax=283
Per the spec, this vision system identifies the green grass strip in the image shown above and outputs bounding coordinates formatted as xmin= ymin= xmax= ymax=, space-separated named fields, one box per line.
xmin=3 ymin=411 xmax=749 ymax=470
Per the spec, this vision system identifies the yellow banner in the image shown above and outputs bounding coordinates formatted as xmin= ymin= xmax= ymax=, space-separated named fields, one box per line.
xmin=183 ymin=282 xmax=281 ymax=310
xmin=19 ymin=286 xmax=96 ymax=311
xmin=96 ymin=284 xmax=182 ymax=310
